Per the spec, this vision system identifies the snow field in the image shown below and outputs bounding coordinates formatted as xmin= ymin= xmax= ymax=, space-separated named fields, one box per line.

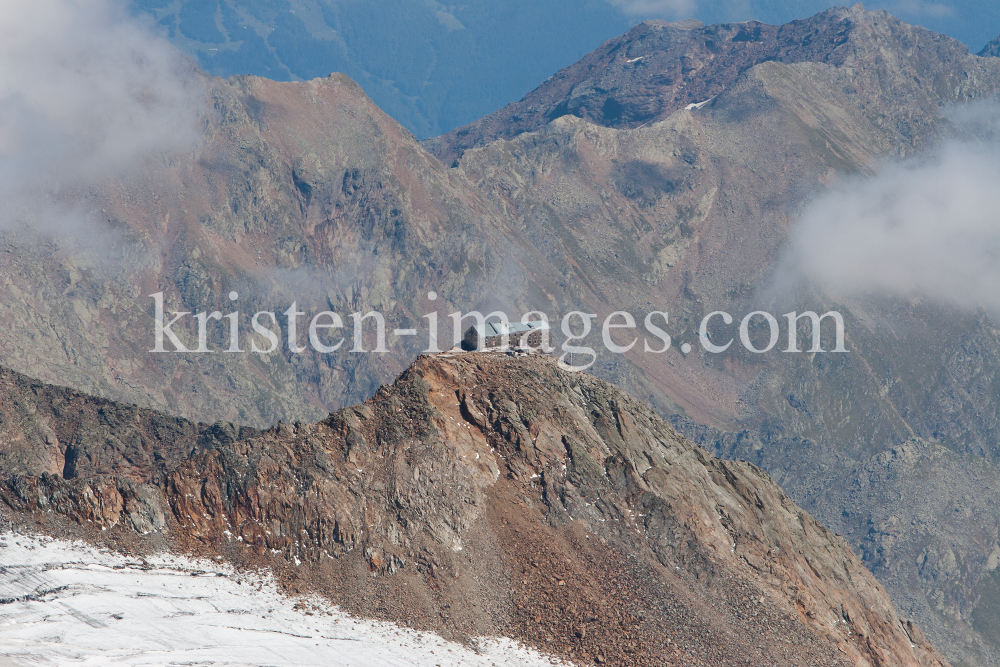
xmin=0 ymin=532 xmax=567 ymax=667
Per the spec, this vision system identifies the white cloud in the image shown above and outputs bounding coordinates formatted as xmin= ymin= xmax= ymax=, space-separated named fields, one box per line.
xmin=0 ymin=0 xmax=205 ymax=232
xmin=783 ymin=103 xmax=1000 ymax=311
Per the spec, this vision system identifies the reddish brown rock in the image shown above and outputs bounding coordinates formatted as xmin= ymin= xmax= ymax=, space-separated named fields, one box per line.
xmin=1 ymin=353 xmax=949 ymax=666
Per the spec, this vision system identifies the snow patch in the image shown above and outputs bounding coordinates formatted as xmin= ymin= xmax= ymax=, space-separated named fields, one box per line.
xmin=0 ymin=532 xmax=569 ymax=666
xmin=685 ymin=97 xmax=714 ymax=110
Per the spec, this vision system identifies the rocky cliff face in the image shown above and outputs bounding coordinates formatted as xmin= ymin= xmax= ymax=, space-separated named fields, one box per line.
xmin=4 ymin=5 xmax=1000 ymax=665
xmin=425 ymin=5 xmax=996 ymax=163
xmin=979 ymin=34 xmax=1000 ymax=57
xmin=431 ymin=10 xmax=1000 ymax=663
xmin=0 ymin=71 xmax=585 ymax=429
xmin=0 ymin=365 xmax=254 ymax=536
xmin=0 ymin=354 xmax=950 ymax=667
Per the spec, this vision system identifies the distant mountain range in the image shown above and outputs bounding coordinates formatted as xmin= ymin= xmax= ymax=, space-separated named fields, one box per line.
xmin=6 ymin=4 xmax=1000 ymax=665
xmin=130 ymin=0 xmax=635 ymax=138
xmin=129 ymin=0 xmax=1000 ymax=139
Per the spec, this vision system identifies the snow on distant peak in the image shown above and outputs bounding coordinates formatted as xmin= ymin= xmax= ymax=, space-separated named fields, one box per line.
xmin=684 ymin=98 xmax=713 ymax=110
xmin=0 ymin=532 xmax=569 ymax=667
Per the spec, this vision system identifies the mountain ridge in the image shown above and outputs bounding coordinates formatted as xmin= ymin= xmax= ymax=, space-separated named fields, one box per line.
xmin=425 ymin=5 xmax=996 ymax=163
xmin=0 ymin=352 xmax=950 ymax=667
xmin=6 ymin=5 xmax=1000 ymax=664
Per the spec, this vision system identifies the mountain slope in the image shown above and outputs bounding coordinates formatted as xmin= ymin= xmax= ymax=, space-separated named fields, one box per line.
xmin=0 ymin=353 xmax=949 ymax=667
xmin=430 ymin=10 xmax=1000 ymax=664
xmin=7 ymin=6 xmax=1000 ymax=665
xmin=131 ymin=0 xmax=634 ymax=138
xmin=426 ymin=6 xmax=995 ymax=163
xmin=15 ymin=7 xmax=996 ymax=432
xmin=0 ymin=71 xmax=594 ymax=429
xmin=130 ymin=1 xmax=1000 ymax=139
xmin=980 ymin=33 xmax=1000 ymax=57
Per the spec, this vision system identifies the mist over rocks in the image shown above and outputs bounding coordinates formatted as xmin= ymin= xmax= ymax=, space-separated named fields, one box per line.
xmin=4 ymin=3 xmax=1000 ymax=665
xmin=4 ymin=4 xmax=996 ymax=435
xmin=0 ymin=71 xmax=564 ymax=429
xmin=781 ymin=101 xmax=1000 ymax=313
xmin=0 ymin=0 xmax=205 ymax=234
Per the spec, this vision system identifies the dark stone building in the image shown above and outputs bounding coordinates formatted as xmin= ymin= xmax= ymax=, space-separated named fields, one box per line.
xmin=462 ymin=320 xmax=551 ymax=351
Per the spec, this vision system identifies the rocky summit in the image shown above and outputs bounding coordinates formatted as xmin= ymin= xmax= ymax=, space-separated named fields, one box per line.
xmin=1 ymin=353 xmax=948 ymax=667
xmin=426 ymin=4 xmax=996 ymax=163
xmin=4 ymin=4 xmax=1000 ymax=665
xmin=13 ymin=5 xmax=1000 ymax=439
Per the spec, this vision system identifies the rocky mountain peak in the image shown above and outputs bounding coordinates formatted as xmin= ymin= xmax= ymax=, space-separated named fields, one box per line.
xmin=979 ymin=34 xmax=1000 ymax=57
xmin=424 ymin=4 xmax=982 ymax=163
xmin=4 ymin=6 xmax=1000 ymax=663
xmin=1 ymin=353 xmax=950 ymax=666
